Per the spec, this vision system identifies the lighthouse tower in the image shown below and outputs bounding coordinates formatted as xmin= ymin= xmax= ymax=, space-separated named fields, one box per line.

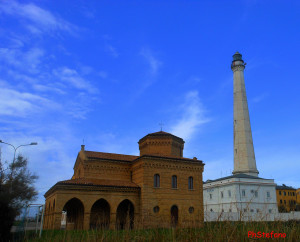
xmin=231 ymin=52 xmax=259 ymax=177
xmin=203 ymin=52 xmax=278 ymax=220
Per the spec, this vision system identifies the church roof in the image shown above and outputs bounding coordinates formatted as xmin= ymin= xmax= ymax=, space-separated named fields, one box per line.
xmin=276 ymin=184 xmax=296 ymax=190
xmin=44 ymin=178 xmax=139 ymax=197
xmin=84 ymin=150 xmax=202 ymax=163
xmin=138 ymin=131 xmax=184 ymax=144
xmin=204 ymin=173 xmax=268 ymax=184
xmin=57 ymin=178 xmax=140 ymax=188
xmin=85 ymin=151 xmax=138 ymax=162
xmin=136 ymin=154 xmax=202 ymax=163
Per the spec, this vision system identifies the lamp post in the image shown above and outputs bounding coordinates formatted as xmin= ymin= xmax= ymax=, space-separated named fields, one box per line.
xmin=0 ymin=140 xmax=38 ymax=191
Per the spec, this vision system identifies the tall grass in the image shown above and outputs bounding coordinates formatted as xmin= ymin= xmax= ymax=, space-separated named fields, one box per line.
xmin=20 ymin=220 xmax=300 ymax=242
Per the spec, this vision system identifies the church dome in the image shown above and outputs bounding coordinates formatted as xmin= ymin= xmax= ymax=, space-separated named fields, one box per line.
xmin=138 ymin=131 xmax=185 ymax=157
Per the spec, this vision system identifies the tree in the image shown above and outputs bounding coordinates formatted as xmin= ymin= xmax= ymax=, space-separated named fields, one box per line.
xmin=0 ymin=155 xmax=38 ymax=241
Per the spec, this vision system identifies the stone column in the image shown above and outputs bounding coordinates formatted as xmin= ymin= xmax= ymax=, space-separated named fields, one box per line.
xmin=53 ymin=212 xmax=62 ymax=230
xmin=231 ymin=52 xmax=259 ymax=177
xmin=83 ymin=213 xmax=90 ymax=230
xmin=110 ymin=212 xmax=116 ymax=230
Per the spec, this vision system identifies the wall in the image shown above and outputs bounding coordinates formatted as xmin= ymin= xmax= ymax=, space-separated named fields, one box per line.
xmin=139 ymin=157 xmax=204 ymax=228
xmin=203 ymin=177 xmax=278 ymax=215
xmin=204 ymin=211 xmax=300 ymax=221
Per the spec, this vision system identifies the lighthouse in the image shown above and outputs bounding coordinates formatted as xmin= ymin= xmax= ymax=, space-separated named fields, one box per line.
xmin=231 ymin=52 xmax=259 ymax=177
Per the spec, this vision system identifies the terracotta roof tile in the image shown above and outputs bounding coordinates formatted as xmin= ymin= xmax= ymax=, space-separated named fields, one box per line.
xmin=85 ymin=151 xmax=138 ymax=162
xmin=137 ymin=154 xmax=203 ymax=163
xmin=58 ymin=178 xmax=140 ymax=188
xmin=138 ymin=131 xmax=184 ymax=143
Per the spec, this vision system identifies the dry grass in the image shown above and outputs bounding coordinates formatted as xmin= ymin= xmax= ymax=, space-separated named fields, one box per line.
xmin=19 ymin=220 xmax=300 ymax=242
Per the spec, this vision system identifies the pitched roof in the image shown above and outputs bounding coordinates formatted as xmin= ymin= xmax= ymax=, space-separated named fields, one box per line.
xmin=138 ymin=131 xmax=184 ymax=144
xmin=85 ymin=151 xmax=138 ymax=162
xmin=204 ymin=173 xmax=268 ymax=184
xmin=57 ymin=178 xmax=140 ymax=188
xmin=136 ymin=154 xmax=203 ymax=163
xmin=276 ymin=184 xmax=296 ymax=190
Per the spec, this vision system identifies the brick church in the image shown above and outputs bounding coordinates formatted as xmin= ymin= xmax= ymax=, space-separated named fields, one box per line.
xmin=44 ymin=131 xmax=204 ymax=230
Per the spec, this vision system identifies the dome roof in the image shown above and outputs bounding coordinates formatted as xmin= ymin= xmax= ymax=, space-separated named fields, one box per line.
xmin=138 ymin=131 xmax=184 ymax=144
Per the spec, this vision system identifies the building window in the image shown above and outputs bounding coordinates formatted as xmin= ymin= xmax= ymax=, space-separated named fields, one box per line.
xmin=269 ymin=209 xmax=272 ymax=213
xmin=255 ymin=191 xmax=258 ymax=198
xmin=243 ymin=209 xmax=247 ymax=212
xmin=154 ymin=174 xmax=160 ymax=188
xmin=293 ymin=192 xmax=295 ymax=196
xmin=228 ymin=190 xmax=231 ymax=197
xmin=242 ymin=190 xmax=246 ymax=197
xmin=153 ymin=206 xmax=159 ymax=213
xmin=257 ymin=209 xmax=260 ymax=213
xmin=280 ymin=199 xmax=282 ymax=204
xmin=221 ymin=191 xmax=224 ymax=198
xmin=222 ymin=209 xmax=224 ymax=212
xmin=210 ymin=194 xmax=212 ymax=199
xmin=267 ymin=192 xmax=270 ymax=198
xmin=284 ymin=191 xmax=286 ymax=196
xmin=279 ymin=191 xmax=282 ymax=195
xmin=284 ymin=200 xmax=286 ymax=204
xmin=250 ymin=209 xmax=254 ymax=213
xmin=189 ymin=207 xmax=194 ymax=214
xmin=188 ymin=176 xmax=194 ymax=190
xmin=288 ymin=192 xmax=290 ymax=196
xmin=229 ymin=209 xmax=232 ymax=212
xmin=172 ymin=175 xmax=177 ymax=189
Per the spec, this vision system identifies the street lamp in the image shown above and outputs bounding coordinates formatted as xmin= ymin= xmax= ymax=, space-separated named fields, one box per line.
xmin=0 ymin=140 xmax=38 ymax=191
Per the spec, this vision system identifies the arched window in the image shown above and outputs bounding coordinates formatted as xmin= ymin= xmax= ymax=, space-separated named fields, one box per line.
xmin=172 ymin=175 xmax=177 ymax=189
xmin=188 ymin=176 xmax=193 ymax=190
xmin=154 ymin=174 xmax=160 ymax=188
xmin=153 ymin=206 xmax=159 ymax=213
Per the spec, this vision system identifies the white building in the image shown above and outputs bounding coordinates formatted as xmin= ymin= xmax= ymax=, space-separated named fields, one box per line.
xmin=203 ymin=174 xmax=278 ymax=221
xmin=203 ymin=52 xmax=278 ymax=221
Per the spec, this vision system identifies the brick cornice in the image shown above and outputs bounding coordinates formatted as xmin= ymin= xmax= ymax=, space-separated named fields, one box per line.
xmin=45 ymin=183 xmax=140 ymax=197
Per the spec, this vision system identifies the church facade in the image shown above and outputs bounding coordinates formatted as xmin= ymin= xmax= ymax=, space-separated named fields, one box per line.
xmin=44 ymin=131 xmax=204 ymax=230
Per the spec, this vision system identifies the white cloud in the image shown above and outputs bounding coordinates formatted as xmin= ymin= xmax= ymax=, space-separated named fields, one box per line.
xmin=0 ymin=87 xmax=59 ymax=117
xmin=98 ymin=71 xmax=108 ymax=79
xmin=0 ymin=0 xmax=78 ymax=35
xmin=105 ymin=44 xmax=119 ymax=58
xmin=140 ymin=48 xmax=163 ymax=75
xmin=53 ymin=67 xmax=98 ymax=94
xmin=251 ymin=93 xmax=269 ymax=103
xmin=0 ymin=47 xmax=44 ymax=73
xmin=170 ymin=91 xmax=210 ymax=141
xmin=32 ymin=84 xmax=65 ymax=95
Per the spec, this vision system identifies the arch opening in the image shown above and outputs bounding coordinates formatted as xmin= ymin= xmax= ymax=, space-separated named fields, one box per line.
xmin=62 ymin=198 xmax=84 ymax=230
xmin=171 ymin=205 xmax=178 ymax=227
xmin=90 ymin=199 xmax=110 ymax=229
xmin=116 ymin=199 xmax=134 ymax=230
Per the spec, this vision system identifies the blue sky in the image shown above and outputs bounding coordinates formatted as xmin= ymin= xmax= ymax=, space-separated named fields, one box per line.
xmin=0 ymin=0 xmax=299 ymax=204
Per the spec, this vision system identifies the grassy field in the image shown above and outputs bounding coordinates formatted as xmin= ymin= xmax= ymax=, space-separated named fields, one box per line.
xmin=17 ymin=221 xmax=300 ymax=241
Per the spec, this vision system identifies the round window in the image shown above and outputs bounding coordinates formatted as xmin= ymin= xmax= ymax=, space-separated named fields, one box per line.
xmin=153 ymin=206 xmax=160 ymax=213
xmin=189 ymin=207 xmax=194 ymax=214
